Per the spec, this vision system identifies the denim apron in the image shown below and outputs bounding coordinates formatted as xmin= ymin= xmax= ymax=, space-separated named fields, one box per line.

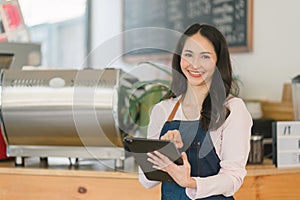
xmin=159 ymin=99 xmax=234 ymax=200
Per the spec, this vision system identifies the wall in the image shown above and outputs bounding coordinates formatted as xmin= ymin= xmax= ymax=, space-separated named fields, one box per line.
xmin=91 ymin=0 xmax=300 ymax=101
xmin=90 ymin=0 xmax=123 ymax=69
xmin=232 ymin=0 xmax=300 ymax=101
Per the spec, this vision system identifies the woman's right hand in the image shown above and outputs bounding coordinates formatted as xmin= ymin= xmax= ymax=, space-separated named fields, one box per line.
xmin=160 ymin=130 xmax=184 ymax=149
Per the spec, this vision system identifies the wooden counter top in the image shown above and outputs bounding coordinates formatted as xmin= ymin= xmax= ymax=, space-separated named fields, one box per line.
xmin=0 ymin=166 xmax=138 ymax=179
xmin=0 ymin=158 xmax=297 ymax=178
xmin=0 ymin=158 xmax=300 ymax=199
xmin=246 ymin=159 xmax=300 ymax=176
xmin=236 ymin=160 xmax=300 ymax=200
xmin=0 ymin=158 xmax=160 ymax=200
xmin=0 ymin=157 xmax=144 ymax=181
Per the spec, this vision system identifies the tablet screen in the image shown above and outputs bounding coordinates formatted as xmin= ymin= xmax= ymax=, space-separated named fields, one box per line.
xmin=124 ymin=137 xmax=183 ymax=182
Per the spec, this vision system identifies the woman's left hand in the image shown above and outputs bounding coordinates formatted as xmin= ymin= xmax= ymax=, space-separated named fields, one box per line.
xmin=147 ymin=151 xmax=196 ymax=188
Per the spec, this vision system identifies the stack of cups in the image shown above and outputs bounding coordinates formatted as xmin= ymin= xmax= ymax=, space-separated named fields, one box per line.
xmin=248 ymin=135 xmax=264 ymax=164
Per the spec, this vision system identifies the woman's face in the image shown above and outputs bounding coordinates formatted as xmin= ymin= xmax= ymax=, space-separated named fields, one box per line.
xmin=180 ymin=33 xmax=217 ymax=88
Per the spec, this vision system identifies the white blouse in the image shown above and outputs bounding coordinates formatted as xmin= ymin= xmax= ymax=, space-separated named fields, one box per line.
xmin=138 ymin=96 xmax=253 ymax=199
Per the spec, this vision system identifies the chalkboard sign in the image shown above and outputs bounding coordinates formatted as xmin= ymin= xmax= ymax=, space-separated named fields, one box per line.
xmin=123 ymin=0 xmax=253 ymax=61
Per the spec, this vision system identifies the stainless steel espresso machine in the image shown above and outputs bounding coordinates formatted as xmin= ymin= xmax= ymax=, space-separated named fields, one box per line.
xmin=0 ymin=68 xmax=136 ymax=168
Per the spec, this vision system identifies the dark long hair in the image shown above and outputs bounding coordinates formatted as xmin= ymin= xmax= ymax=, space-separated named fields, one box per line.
xmin=167 ymin=23 xmax=239 ymax=131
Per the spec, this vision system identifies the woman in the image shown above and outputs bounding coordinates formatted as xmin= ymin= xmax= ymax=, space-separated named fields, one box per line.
xmin=139 ymin=23 xmax=252 ymax=199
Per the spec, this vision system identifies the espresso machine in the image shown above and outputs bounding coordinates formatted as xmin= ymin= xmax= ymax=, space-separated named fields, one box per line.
xmin=0 ymin=68 xmax=136 ymax=168
xmin=0 ymin=42 xmax=41 ymax=160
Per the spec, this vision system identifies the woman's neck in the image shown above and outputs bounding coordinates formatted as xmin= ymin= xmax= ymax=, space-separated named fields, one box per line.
xmin=183 ymin=84 xmax=209 ymax=108
xmin=181 ymin=84 xmax=209 ymax=119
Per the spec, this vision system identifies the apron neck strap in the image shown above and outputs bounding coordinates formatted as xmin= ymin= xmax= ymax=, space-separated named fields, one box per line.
xmin=167 ymin=96 xmax=202 ymax=121
xmin=167 ymin=97 xmax=182 ymax=122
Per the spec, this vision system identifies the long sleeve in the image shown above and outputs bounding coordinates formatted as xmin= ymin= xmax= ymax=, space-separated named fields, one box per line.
xmin=138 ymin=167 xmax=160 ymax=189
xmin=186 ymin=98 xmax=252 ymax=199
xmin=138 ymin=99 xmax=173 ymax=189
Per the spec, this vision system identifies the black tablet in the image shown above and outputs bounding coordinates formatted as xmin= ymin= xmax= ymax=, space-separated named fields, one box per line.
xmin=123 ymin=137 xmax=183 ymax=182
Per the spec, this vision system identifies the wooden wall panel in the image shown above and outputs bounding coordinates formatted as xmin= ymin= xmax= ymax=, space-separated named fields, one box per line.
xmin=235 ymin=171 xmax=300 ymax=199
xmin=1 ymin=166 xmax=300 ymax=199
xmin=0 ymin=173 xmax=160 ymax=200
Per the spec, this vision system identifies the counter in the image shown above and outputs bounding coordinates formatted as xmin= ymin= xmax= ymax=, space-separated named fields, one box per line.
xmin=236 ymin=161 xmax=300 ymax=199
xmin=0 ymin=158 xmax=300 ymax=199
xmin=0 ymin=157 xmax=160 ymax=200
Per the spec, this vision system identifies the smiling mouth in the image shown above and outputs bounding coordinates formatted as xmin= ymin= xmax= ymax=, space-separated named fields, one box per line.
xmin=188 ymin=70 xmax=204 ymax=78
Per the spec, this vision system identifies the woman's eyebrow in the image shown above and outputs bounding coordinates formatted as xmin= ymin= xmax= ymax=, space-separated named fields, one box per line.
xmin=183 ymin=49 xmax=193 ymax=53
xmin=183 ymin=49 xmax=212 ymax=55
xmin=200 ymin=51 xmax=212 ymax=55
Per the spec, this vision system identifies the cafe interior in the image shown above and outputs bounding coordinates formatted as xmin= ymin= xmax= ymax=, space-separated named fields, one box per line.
xmin=0 ymin=0 xmax=300 ymax=199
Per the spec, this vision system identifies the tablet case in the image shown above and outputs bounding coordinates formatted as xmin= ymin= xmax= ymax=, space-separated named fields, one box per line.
xmin=123 ymin=137 xmax=183 ymax=182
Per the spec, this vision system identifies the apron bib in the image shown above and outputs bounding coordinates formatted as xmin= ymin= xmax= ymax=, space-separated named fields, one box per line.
xmin=159 ymin=99 xmax=234 ymax=200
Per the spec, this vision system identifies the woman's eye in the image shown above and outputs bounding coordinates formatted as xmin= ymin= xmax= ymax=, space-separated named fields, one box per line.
xmin=201 ymin=55 xmax=210 ymax=59
xmin=183 ymin=53 xmax=192 ymax=57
